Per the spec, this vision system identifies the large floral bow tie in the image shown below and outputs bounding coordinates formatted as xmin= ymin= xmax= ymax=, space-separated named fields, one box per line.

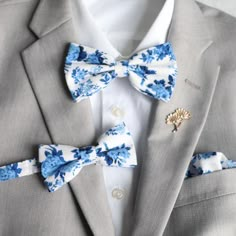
xmin=0 ymin=123 xmax=137 ymax=192
xmin=64 ymin=42 xmax=177 ymax=102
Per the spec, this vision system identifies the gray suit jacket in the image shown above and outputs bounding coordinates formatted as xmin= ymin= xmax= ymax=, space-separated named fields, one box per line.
xmin=0 ymin=0 xmax=236 ymax=235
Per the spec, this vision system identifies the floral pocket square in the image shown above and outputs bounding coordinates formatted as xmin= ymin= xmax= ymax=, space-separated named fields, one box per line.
xmin=185 ymin=152 xmax=236 ymax=179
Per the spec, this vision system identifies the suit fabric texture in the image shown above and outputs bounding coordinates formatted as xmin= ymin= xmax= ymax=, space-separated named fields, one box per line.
xmin=0 ymin=0 xmax=236 ymax=235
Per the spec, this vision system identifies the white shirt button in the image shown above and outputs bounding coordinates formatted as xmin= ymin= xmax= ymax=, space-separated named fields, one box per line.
xmin=112 ymin=188 xmax=126 ymax=200
xmin=111 ymin=106 xmax=125 ymax=118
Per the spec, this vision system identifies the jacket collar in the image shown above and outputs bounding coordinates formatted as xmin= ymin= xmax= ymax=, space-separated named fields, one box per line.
xmin=30 ymin=0 xmax=71 ymax=38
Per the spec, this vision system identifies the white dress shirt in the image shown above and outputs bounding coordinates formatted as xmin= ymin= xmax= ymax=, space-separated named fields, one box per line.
xmin=72 ymin=0 xmax=175 ymax=235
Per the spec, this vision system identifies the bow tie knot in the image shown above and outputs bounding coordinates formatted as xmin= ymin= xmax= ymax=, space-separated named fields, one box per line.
xmin=115 ymin=60 xmax=129 ymax=77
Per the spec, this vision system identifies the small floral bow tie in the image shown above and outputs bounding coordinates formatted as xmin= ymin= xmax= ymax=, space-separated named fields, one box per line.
xmin=64 ymin=42 xmax=177 ymax=102
xmin=0 ymin=123 xmax=137 ymax=192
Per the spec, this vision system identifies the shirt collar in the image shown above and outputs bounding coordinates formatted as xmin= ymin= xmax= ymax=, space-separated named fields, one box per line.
xmin=71 ymin=0 xmax=175 ymax=58
xmin=135 ymin=0 xmax=175 ymax=52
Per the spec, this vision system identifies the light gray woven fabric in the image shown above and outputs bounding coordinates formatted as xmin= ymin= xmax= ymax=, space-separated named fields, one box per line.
xmin=0 ymin=0 xmax=236 ymax=235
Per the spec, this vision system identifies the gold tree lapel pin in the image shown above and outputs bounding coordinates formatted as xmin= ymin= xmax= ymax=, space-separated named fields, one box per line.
xmin=166 ymin=108 xmax=191 ymax=133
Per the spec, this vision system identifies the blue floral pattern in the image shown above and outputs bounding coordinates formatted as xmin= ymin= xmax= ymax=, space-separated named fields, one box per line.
xmin=71 ymin=68 xmax=88 ymax=84
xmin=96 ymin=143 xmax=131 ymax=166
xmin=129 ymin=65 xmax=156 ymax=86
xmin=64 ymin=42 xmax=177 ymax=102
xmin=185 ymin=152 xmax=236 ymax=179
xmin=0 ymin=158 xmax=39 ymax=182
xmin=141 ymin=76 xmax=175 ymax=100
xmin=65 ymin=44 xmax=81 ymax=66
xmin=38 ymin=123 xmax=137 ymax=191
xmin=0 ymin=163 xmax=22 ymax=181
xmin=40 ymin=145 xmax=65 ymax=178
xmin=71 ymin=146 xmax=94 ymax=164
xmin=84 ymin=50 xmax=105 ymax=64
xmin=105 ymin=122 xmax=130 ymax=136
xmin=71 ymin=79 xmax=100 ymax=101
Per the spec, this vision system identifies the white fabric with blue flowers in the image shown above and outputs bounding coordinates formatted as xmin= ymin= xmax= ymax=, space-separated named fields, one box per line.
xmin=0 ymin=123 xmax=137 ymax=192
xmin=0 ymin=158 xmax=39 ymax=181
xmin=185 ymin=152 xmax=236 ymax=179
xmin=64 ymin=42 xmax=177 ymax=102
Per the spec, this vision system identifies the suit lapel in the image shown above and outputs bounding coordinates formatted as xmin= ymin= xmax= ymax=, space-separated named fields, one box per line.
xmin=131 ymin=0 xmax=220 ymax=235
xmin=22 ymin=1 xmax=115 ymax=235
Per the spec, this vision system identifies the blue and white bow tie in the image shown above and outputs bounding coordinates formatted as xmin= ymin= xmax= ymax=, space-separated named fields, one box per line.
xmin=0 ymin=123 xmax=137 ymax=192
xmin=64 ymin=42 xmax=177 ymax=102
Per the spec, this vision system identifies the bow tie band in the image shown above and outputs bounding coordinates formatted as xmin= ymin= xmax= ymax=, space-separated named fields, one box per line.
xmin=64 ymin=42 xmax=177 ymax=102
xmin=0 ymin=123 xmax=137 ymax=192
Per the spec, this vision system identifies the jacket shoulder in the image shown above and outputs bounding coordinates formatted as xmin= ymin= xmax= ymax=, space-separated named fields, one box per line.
xmin=196 ymin=1 xmax=236 ymax=67
xmin=197 ymin=1 xmax=236 ymax=25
